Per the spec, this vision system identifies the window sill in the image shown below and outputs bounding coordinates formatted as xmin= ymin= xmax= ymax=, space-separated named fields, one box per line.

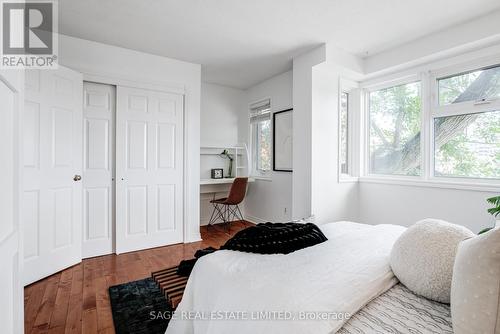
xmin=339 ymin=175 xmax=359 ymax=183
xmin=359 ymin=176 xmax=500 ymax=192
xmin=250 ymin=175 xmax=272 ymax=182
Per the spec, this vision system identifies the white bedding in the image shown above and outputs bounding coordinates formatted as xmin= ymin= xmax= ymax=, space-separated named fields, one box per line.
xmin=166 ymin=222 xmax=405 ymax=334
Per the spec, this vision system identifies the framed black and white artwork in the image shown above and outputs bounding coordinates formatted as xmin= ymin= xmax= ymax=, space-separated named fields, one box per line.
xmin=273 ymin=108 xmax=293 ymax=172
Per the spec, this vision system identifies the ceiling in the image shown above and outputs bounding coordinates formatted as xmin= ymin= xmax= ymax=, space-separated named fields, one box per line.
xmin=59 ymin=0 xmax=500 ymax=89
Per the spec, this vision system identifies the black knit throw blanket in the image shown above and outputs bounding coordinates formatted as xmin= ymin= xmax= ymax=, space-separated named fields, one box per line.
xmin=221 ymin=222 xmax=328 ymax=254
xmin=176 ymin=222 xmax=327 ymax=276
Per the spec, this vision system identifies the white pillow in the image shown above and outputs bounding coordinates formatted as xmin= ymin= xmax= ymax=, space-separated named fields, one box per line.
xmin=390 ymin=218 xmax=474 ymax=303
xmin=451 ymin=227 xmax=500 ymax=334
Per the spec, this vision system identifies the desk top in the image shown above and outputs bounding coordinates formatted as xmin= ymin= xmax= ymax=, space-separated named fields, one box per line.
xmin=200 ymin=178 xmax=255 ymax=185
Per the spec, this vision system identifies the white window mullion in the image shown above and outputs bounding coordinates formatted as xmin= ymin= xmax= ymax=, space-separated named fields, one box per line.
xmin=421 ymin=71 xmax=432 ymax=182
xmin=362 ymin=89 xmax=371 ymax=177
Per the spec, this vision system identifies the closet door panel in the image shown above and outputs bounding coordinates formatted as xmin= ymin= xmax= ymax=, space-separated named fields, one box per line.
xmin=116 ymin=86 xmax=184 ymax=254
xmin=23 ymin=67 xmax=83 ymax=285
xmin=0 ymin=70 xmax=23 ymax=333
xmin=82 ymin=82 xmax=115 ymax=258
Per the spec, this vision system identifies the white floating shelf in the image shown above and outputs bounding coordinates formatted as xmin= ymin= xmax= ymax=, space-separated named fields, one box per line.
xmin=200 ymin=177 xmax=255 ymax=185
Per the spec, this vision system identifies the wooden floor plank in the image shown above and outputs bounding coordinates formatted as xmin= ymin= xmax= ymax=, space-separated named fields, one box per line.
xmin=64 ymin=263 xmax=83 ymax=334
xmin=24 ymin=279 xmax=49 ymax=333
xmin=95 ymin=274 xmax=113 ymax=333
xmin=25 ymin=222 xmax=251 ymax=334
xmin=33 ymin=272 xmax=62 ymax=329
xmin=47 ymin=267 xmax=74 ymax=332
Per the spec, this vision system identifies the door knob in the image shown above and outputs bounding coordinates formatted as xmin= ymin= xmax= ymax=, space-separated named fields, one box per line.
xmin=73 ymin=175 xmax=82 ymax=182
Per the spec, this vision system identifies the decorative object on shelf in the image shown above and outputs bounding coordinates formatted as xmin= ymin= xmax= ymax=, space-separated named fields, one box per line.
xmin=211 ymin=168 xmax=223 ymax=179
xmin=273 ymin=108 xmax=293 ymax=172
xmin=478 ymin=195 xmax=500 ymax=234
xmin=219 ymin=149 xmax=234 ymax=178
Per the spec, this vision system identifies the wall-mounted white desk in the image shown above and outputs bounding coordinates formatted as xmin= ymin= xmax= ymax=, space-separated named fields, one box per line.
xmin=200 ymin=177 xmax=255 ymax=194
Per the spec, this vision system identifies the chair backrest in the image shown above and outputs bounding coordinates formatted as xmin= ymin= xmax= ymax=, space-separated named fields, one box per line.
xmin=226 ymin=177 xmax=248 ymax=205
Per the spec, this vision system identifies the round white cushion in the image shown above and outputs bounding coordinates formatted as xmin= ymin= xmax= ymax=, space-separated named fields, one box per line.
xmin=390 ymin=219 xmax=474 ymax=303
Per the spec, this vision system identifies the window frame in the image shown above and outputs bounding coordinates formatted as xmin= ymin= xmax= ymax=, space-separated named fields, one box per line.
xmin=429 ymin=58 xmax=500 ymax=183
xmin=431 ymin=59 xmax=500 ymax=116
xmin=359 ymin=55 xmax=500 ymax=190
xmin=363 ymin=74 xmax=424 ymax=179
xmin=338 ymin=78 xmax=360 ymax=182
xmin=249 ymin=98 xmax=272 ymax=179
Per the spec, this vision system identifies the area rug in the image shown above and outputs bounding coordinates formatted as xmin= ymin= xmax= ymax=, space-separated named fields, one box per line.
xmin=109 ymin=278 xmax=172 ymax=334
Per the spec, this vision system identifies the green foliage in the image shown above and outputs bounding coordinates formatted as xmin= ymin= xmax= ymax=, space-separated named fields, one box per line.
xmin=369 ymin=82 xmax=421 ymax=175
xmin=435 ymin=110 xmax=500 ymax=179
xmin=257 ymin=120 xmax=271 ymax=171
xmin=487 ymin=195 xmax=500 ymax=217
xmin=478 ymin=227 xmax=494 ymax=235
xmin=435 ymin=68 xmax=500 ymax=178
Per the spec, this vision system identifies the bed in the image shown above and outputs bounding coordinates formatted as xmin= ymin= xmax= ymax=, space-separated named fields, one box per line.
xmin=166 ymin=221 xmax=451 ymax=334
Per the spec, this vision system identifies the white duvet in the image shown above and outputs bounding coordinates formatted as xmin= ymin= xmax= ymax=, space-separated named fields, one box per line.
xmin=166 ymin=222 xmax=405 ymax=334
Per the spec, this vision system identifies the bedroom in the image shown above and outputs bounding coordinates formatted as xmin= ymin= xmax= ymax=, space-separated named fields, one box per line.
xmin=0 ymin=0 xmax=499 ymax=333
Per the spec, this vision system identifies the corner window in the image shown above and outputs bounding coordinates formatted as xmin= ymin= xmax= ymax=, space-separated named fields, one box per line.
xmin=369 ymin=81 xmax=422 ymax=176
xmin=363 ymin=59 xmax=500 ymax=186
xmin=250 ymin=99 xmax=271 ymax=175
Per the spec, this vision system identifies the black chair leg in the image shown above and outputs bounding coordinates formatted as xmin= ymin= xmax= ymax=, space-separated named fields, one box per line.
xmin=207 ymin=203 xmax=218 ymax=227
xmin=234 ymin=205 xmax=243 ymax=222
xmin=208 ymin=202 xmax=244 ymax=233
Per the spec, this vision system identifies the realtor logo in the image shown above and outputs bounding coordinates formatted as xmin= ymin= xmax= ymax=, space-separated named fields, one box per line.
xmin=1 ymin=0 xmax=58 ymax=68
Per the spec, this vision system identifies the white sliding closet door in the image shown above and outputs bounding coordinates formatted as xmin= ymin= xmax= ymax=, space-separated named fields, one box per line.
xmin=23 ymin=67 xmax=83 ymax=285
xmin=0 ymin=70 xmax=23 ymax=334
xmin=116 ymin=86 xmax=184 ymax=254
xmin=83 ymin=82 xmax=116 ymax=258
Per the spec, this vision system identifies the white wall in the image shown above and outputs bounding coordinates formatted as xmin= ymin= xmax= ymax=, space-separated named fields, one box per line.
xmin=364 ymin=10 xmax=500 ymax=78
xmin=200 ymin=83 xmax=246 ymax=147
xmin=59 ymin=34 xmax=202 ymax=242
xmin=292 ymin=47 xmax=326 ymax=220
xmin=292 ymin=45 xmax=363 ymax=224
xmin=359 ymin=183 xmax=497 ymax=233
xmin=244 ymin=71 xmax=294 ymax=223
xmin=199 ymin=83 xmax=246 ymax=224
xmin=311 ymin=61 xmax=359 ymax=224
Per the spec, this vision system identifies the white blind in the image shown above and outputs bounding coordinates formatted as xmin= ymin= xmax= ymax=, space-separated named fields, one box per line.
xmin=249 ymin=99 xmax=271 ymax=123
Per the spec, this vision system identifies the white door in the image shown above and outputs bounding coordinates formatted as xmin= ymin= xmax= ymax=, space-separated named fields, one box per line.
xmin=82 ymin=82 xmax=115 ymax=258
xmin=23 ymin=67 xmax=83 ymax=285
xmin=116 ymin=86 xmax=184 ymax=254
xmin=0 ymin=70 xmax=24 ymax=334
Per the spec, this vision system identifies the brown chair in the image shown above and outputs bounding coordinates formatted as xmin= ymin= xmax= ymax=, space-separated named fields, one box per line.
xmin=208 ymin=177 xmax=248 ymax=229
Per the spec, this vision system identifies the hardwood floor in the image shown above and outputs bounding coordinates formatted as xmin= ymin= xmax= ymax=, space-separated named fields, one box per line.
xmin=24 ymin=221 xmax=253 ymax=334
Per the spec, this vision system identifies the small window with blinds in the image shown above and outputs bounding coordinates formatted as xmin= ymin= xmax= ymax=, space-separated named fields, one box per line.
xmin=250 ymin=99 xmax=272 ymax=175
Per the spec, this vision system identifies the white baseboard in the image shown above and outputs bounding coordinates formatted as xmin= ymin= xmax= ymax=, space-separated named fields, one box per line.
xmin=244 ymin=214 xmax=268 ymax=224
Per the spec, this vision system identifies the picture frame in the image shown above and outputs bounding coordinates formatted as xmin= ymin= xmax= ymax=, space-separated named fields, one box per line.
xmin=211 ymin=168 xmax=224 ymax=179
xmin=273 ymin=108 xmax=293 ymax=172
